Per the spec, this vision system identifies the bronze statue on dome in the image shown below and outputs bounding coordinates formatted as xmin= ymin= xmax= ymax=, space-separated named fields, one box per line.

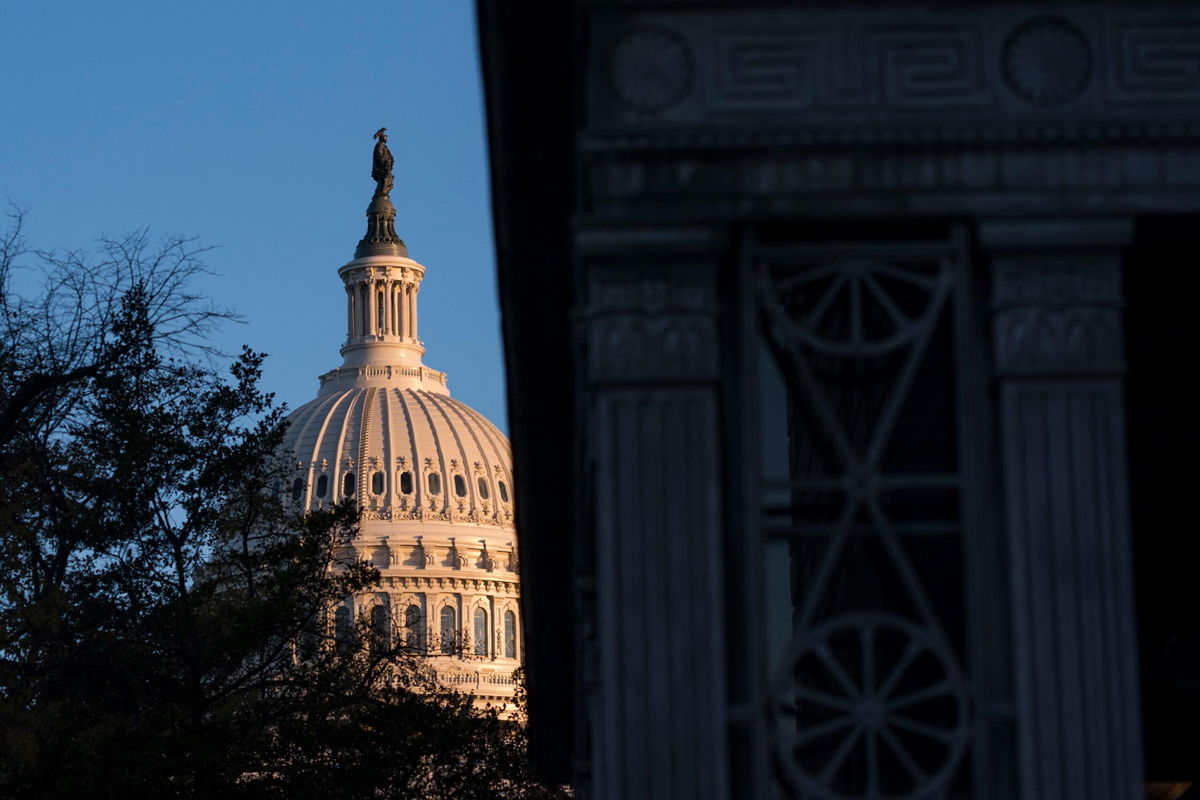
xmin=372 ymin=127 xmax=394 ymax=197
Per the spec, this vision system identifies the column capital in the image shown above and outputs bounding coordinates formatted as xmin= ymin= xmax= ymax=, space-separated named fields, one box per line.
xmin=984 ymin=219 xmax=1129 ymax=379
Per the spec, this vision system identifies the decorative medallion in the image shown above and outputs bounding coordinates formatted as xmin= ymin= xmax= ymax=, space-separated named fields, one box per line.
xmin=1002 ymin=16 xmax=1092 ymax=106
xmin=609 ymin=25 xmax=694 ymax=113
xmin=768 ymin=613 xmax=970 ymax=799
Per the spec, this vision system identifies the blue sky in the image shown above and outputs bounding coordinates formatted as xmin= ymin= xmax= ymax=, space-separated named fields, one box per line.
xmin=0 ymin=1 xmax=506 ymax=428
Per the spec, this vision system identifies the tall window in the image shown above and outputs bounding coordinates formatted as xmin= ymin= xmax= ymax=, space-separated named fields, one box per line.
xmin=343 ymin=472 xmax=356 ymax=497
xmin=316 ymin=474 xmax=328 ymax=498
xmin=334 ymin=606 xmax=353 ymax=654
xmin=454 ymin=475 xmax=467 ymax=497
xmin=299 ymin=616 xmax=319 ymax=662
xmin=503 ymin=610 xmax=517 ymax=659
xmin=399 ymin=470 xmax=414 ymax=494
xmin=291 ymin=477 xmax=304 ymax=502
xmin=427 ymin=472 xmax=441 ymax=495
xmin=405 ymin=604 xmax=424 ymax=651
xmin=370 ymin=604 xmax=389 ymax=655
xmin=473 ymin=608 xmax=489 ymax=657
xmin=439 ymin=606 xmax=456 ymax=654
xmin=371 ymin=471 xmax=385 ymax=495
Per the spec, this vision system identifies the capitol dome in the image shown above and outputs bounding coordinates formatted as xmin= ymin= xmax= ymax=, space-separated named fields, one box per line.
xmin=282 ymin=130 xmax=520 ymax=706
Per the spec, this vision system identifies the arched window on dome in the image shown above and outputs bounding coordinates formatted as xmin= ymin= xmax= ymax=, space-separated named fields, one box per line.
xmin=439 ymin=606 xmax=456 ymax=654
xmin=454 ymin=475 xmax=467 ymax=497
xmin=399 ymin=471 xmax=413 ymax=494
xmin=404 ymin=604 xmax=424 ymax=652
xmin=299 ymin=617 xmax=319 ymax=662
xmin=498 ymin=480 xmax=509 ymax=504
xmin=370 ymin=604 xmax=389 ymax=655
xmin=473 ymin=608 xmax=489 ymax=657
xmin=477 ymin=477 xmax=490 ymax=500
xmin=291 ymin=477 xmax=304 ymax=502
xmin=343 ymin=472 xmax=356 ymax=497
xmin=334 ymin=606 xmax=353 ymax=654
xmin=316 ymin=474 xmax=328 ymax=499
xmin=427 ymin=472 xmax=441 ymax=496
xmin=503 ymin=610 xmax=517 ymax=659
xmin=371 ymin=471 xmax=384 ymax=495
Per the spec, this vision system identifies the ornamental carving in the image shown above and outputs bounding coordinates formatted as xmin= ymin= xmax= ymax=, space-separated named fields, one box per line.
xmin=583 ymin=266 xmax=718 ymax=383
xmin=1002 ymin=17 xmax=1092 ymax=106
xmin=991 ymin=260 xmax=1123 ymax=375
xmin=609 ymin=25 xmax=695 ymax=113
xmin=587 ymin=7 xmax=1200 ymax=137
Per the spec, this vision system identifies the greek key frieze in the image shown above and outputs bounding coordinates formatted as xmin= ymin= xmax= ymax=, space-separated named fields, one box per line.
xmin=1106 ymin=17 xmax=1200 ymax=105
xmin=588 ymin=6 xmax=1200 ymax=134
xmin=709 ymin=24 xmax=989 ymax=114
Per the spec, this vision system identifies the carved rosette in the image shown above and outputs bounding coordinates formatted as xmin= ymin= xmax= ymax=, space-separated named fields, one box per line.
xmin=609 ymin=25 xmax=695 ymax=113
xmin=1002 ymin=16 xmax=1093 ymax=106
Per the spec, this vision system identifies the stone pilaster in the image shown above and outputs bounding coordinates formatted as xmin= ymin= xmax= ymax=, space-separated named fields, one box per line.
xmin=983 ymin=218 xmax=1142 ymax=800
xmin=576 ymin=225 xmax=727 ymax=800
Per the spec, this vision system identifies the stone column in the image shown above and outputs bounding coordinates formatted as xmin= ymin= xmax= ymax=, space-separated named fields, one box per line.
xmin=357 ymin=283 xmax=367 ymax=335
xmin=409 ymin=283 xmax=418 ymax=340
xmin=382 ymin=280 xmax=392 ymax=336
xmin=577 ymin=225 xmax=727 ymax=800
xmin=393 ymin=284 xmax=403 ymax=338
xmin=982 ymin=219 xmax=1142 ymax=800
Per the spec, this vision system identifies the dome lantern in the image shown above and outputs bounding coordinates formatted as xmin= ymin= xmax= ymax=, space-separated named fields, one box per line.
xmin=323 ymin=129 xmax=443 ymax=392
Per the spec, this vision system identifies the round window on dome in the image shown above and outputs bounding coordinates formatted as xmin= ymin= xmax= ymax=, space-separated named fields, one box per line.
xmin=343 ymin=472 xmax=355 ymax=496
xmin=427 ymin=472 xmax=441 ymax=495
xmin=400 ymin=470 xmax=414 ymax=494
xmin=454 ymin=475 xmax=467 ymax=497
xmin=498 ymin=481 xmax=509 ymax=504
xmin=371 ymin=471 xmax=384 ymax=495
xmin=316 ymin=475 xmax=328 ymax=498
xmin=477 ymin=477 xmax=490 ymax=500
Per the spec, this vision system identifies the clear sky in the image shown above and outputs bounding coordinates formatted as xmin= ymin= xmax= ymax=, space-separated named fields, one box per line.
xmin=0 ymin=1 xmax=506 ymax=428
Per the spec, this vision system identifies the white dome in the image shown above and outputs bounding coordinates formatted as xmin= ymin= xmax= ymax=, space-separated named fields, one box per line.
xmin=281 ymin=176 xmax=522 ymax=707
xmin=282 ymin=386 xmax=514 ymax=529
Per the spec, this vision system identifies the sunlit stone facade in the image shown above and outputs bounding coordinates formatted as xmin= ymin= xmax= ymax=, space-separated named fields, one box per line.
xmin=282 ymin=148 xmax=520 ymax=708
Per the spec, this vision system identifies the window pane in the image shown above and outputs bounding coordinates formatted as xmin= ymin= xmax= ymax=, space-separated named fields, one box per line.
xmin=372 ymin=471 xmax=385 ymax=495
xmin=498 ymin=481 xmax=509 ymax=503
xmin=343 ymin=472 xmax=356 ymax=496
xmin=439 ymin=606 xmax=456 ymax=654
xmin=428 ymin=473 xmax=441 ymax=495
xmin=316 ymin=475 xmax=328 ymax=498
xmin=405 ymin=604 xmax=423 ymax=651
xmin=335 ymin=606 xmax=352 ymax=653
xmin=454 ymin=474 xmax=467 ymax=497
xmin=473 ymin=608 xmax=488 ymax=656
xmin=291 ymin=477 xmax=304 ymax=502
xmin=370 ymin=604 xmax=389 ymax=654
xmin=504 ymin=610 xmax=516 ymax=659
xmin=477 ymin=477 xmax=490 ymax=500
xmin=400 ymin=470 xmax=413 ymax=494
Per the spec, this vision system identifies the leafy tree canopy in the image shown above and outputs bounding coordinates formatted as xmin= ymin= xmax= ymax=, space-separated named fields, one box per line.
xmin=0 ymin=208 xmax=565 ymax=799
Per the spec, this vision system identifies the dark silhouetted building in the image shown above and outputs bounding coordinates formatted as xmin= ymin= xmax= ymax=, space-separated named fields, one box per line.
xmin=477 ymin=2 xmax=1200 ymax=797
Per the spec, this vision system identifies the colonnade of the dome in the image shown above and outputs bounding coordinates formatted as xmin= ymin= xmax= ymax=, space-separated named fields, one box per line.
xmin=343 ymin=263 xmax=422 ymax=342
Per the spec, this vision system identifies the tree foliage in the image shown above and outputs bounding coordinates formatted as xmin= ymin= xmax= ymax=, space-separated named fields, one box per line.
xmin=0 ymin=210 xmax=564 ymax=799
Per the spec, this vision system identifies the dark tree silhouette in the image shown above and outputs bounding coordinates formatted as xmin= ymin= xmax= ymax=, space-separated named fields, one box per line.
xmin=0 ymin=210 xmax=564 ymax=799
